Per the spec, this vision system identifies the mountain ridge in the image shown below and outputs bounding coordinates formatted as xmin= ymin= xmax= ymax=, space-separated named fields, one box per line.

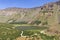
xmin=0 ymin=1 xmax=60 ymax=24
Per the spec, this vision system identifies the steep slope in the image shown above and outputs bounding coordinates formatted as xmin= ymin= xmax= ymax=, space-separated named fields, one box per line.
xmin=0 ymin=1 xmax=60 ymax=25
xmin=0 ymin=7 xmax=41 ymax=23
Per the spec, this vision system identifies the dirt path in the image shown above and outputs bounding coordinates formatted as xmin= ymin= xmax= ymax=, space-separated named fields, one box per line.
xmin=17 ymin=37 xmax=26 ymax=40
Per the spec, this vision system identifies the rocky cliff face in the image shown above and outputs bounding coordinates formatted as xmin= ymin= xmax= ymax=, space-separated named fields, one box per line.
xmin=0 ymin=1 xmax=60 ymax=24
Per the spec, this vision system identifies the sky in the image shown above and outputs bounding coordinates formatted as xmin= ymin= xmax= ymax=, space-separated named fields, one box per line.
xmin=0 ymin=0 xmax=58 ymax=9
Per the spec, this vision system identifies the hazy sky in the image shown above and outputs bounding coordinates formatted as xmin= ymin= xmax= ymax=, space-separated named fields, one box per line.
xmin=0 ymin=0 xmax=58 ymax=9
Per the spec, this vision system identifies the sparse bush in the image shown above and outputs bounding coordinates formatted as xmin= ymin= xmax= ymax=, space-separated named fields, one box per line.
xmin=10 ymin=21 xmax=27 ymax=24
xmin=34 ymin=20 xmax=41 ymax=25
xmin=42 ymin=21 xmax=48 ymax=25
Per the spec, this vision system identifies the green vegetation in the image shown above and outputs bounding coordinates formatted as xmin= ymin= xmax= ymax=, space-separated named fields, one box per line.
xmin=10 ymin=21 xmax=28 ymax=24
xmin=22 ymin=30 xmax=59 ymax=40
xmin=34 ymin=20 xmax=41 ymax=25
xmin=0 ymin=23 xmax=59 ymax=40
xmin=0 ymin=23 xmax=21 ymax=40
